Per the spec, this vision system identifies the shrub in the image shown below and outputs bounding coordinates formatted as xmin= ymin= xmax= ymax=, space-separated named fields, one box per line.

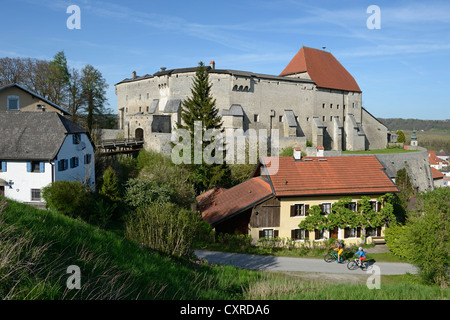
xmin=42 ymin=181 xmax=93 ymax=220
xmin=125 ymin=202 xmax=203 ymax=257
xmin=124 ymin=178 xmax=173 ymax=210
xmin=384 ymin=224 xmax=409 ymax=258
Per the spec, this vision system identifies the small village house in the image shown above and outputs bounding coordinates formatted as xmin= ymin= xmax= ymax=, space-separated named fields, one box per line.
xmin=198 ymin=149 xmax=399 ymax=246
xmin=0 ymin=112 xmax=95 ymax=206
xmin=0 ymin=83 xmax=71 ymax=116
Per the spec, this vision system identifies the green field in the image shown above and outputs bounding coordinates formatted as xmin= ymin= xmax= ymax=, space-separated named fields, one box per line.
xmin=0 ymin=199 xmax=448 ymax=300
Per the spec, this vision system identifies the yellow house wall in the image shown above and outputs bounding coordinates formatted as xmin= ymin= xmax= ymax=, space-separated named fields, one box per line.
xmin=0 ymin=86 xmax=64 ymax=113
xmin=250 ymin=194 xmax=386 ymax=246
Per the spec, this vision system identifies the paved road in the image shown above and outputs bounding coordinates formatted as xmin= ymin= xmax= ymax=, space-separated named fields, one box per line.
xmin=194 ymin=250 xmax=418 ymax=275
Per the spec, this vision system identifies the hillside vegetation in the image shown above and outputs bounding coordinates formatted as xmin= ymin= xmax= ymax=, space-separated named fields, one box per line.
xmin=0 ymin=198 xmax=448 ymax=300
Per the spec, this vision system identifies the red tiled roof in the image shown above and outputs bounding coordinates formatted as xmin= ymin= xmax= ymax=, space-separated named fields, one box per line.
xmin=279 ymin=47 xmax=361 ymax=92
xmin=262 ymin=156 xmax=398 ymax=196
xmin=197 ymin=177 xmax=273 ymax=225
xmin=428 ymin=151 xmax=448 ymax=165
xmin=430 ymin=167 xmax=444 ymax=180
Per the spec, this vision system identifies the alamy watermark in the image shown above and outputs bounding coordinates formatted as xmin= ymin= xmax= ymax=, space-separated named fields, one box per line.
xmin=66 ymin=265 xmax=81 ymax=290
xmin=367 ymin=5 xmax=381 ymax=30
xmin=66 ymin=5 xmax=81 ymax=30
xmin=170 ymin=122 xmax=280 ymax=174
xmin=366 ymin=265 xmax=381 ymax=289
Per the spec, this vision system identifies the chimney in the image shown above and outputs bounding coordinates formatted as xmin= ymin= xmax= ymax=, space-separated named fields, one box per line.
xmin=210 ymin=61 xmax=215 ymax=69
xmin=132 ymin=71 xmax=136 ymax=79
xmin=317 ymin=146 xmax=324 ymax=157
xmin=160 ymin=67 xmax=167 ymax=72
xmin=293 ymin=147 xmax=302 ymax=161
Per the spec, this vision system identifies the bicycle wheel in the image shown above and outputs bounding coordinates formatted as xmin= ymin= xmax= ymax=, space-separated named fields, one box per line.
xmin=324 ymin=253 xmax=334 ymax=263
xmin=347 ymin=260 xmax=359 ymax=270
xmin=361 ymin=262 xmax=368 ymax=271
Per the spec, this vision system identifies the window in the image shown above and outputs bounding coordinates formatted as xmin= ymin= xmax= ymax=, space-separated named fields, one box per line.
xmin=290 ymin=204 xmax=309 ymax=217
xmin=370 ymin=201 xmax=380 ymax=212
xmin=31 ymin=189 xmax=41 ymax=201
xmin=259 ymin=229 xmax=278 ymax=240
xmin=345 ymin=202 xmax=357 ymax=212
xmin=315 ymin=229 xmax=325 ymax=240
xmin=322 ymin=116 xmax=325 ymax=122
xmin=330 ymin=104 xmax=333 ymax=109
xmin=70 ymin=157 xmax=79 ymax=168
xmin=344 ymin=227 xmax=361 ymax=238
xmin=321 ymin=203 xmax=332 ymax=215
xmin=366 ymin=227 xmax=381 ymax=237
xmin=7 ymin=96 xmax=19 ymax=110
xmin=292 ymin=228 xmax=308 ymax=240
xmin=73 ymin=134 xmax=81 ymax=144
xmin=84 ymin=154 xmax=92 ymax=164
xmin=322 ymin=103 xmax=325 ymax=109
xmin=254 ymin=114 xmax=259 ymax=122
xmin=27 ymin=161 xmax=44 ymax=173
xmin=279 ymin=115 xmax=283 ymax=122
xmin=58 ymin=159 xmax=68 ymax=171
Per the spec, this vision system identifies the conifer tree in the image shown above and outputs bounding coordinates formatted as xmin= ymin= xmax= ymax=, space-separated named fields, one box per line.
xmin=176 ymin=62 xmax=229 ymax=193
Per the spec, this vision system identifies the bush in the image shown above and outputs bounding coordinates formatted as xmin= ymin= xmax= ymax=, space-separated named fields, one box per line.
xmin=124 ymin=178 xmax=173 ymax=210
xmin=42 ymin=181 xmax=93 ymax=220
xmin=125 ymin=202 xmax=204 ymax=257
xmin=384 ymin=224 xmax=409 ymax=258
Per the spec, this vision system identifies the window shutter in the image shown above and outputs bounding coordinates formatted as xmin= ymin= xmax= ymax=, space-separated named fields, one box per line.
xmin=305 ymin=204 xmax=310 ymax=216
xmin=27 ymin=162 xmax=32 ymax=172
xmin=376 ymin=201 xmax=380 ymax=212
xmin=376 ymin=227 xmax=381 ymax=237
xmin=274 ymin=230 xmax=279 ymax=238
xmin=39 ymin=162 xmax=45 ymax=173
xmin=1 ymin=161 xmax=6 ymax=172
xmin=259 ymin=230 xmax=264 ymax=239
xmin=290 ymin=205 xmax=295 ymax=217
xmin=291 ymin=229 xmax=296 ymax=239
xmin=75 ymin=157 xmax=79 ymax=167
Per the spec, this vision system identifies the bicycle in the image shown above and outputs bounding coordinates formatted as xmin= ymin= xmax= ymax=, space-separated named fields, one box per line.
xmin=347 ymin=258 xmax=368 ymax=271
xmin=324 ymin=249 xmax=346 ymax=263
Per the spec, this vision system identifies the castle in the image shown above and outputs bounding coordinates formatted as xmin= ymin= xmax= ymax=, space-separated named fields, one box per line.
xmin=115 ymin=47 xmax=387 ymax=155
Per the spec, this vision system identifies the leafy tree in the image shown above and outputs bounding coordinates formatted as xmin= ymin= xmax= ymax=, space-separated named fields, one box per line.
xmin=48 ymin=51 xmax=71 ymax=106
xmin=100 ymin=166 xmax=121 ymax=203
xmin=396 ymin=130 xmax=406 ymax=144
xmin=81 ymin=64 xmax=109 ymax=133
xmin=406 ymin=188 xmax=449 ymax=286
xmin=176 ymin=61 xmax=227 ymax=193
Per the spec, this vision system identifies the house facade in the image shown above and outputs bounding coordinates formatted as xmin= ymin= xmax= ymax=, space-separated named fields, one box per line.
xmin=0 ymin=112 xmax=94 ymax=205
xmin=198 ymin=152 xmax=398 ymax=246
xmin=115 ymin=46 xmax=387 ymax=154
xmin=0 ymin=83 xmax=71 ymax=116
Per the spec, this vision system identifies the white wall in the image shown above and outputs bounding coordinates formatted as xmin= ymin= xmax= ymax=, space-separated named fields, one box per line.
xmin=0 ymin=161 xmax=52 ymax=203
xmin=54 ymin=133 xmax=95 ymax=189
xmin=0 ymin=132 xmax=95 ymax=204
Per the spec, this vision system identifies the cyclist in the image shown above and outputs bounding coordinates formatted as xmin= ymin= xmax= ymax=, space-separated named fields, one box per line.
xmin=332 ymin=240 xmax=344 ymax=263
xmin=354 ymin=247 xmax=367 ymax=266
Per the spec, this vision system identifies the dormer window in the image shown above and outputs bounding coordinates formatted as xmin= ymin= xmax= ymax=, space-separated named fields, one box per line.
xmin=7 ymin=96 xmax=19 ymax=110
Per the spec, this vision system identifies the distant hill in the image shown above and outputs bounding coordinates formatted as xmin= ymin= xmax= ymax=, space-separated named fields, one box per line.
xmin=378 ymin=118 xmax=450 ymax=132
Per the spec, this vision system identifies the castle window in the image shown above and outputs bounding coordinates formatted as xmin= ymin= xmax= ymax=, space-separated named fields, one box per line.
xmin=330 ymin=104 xmax=333 ymax=109
xmin=337 ymin=104 xmax=339 ymax=109
xmin=147 ymin=93 xmax=149 ymax=99
xmin=322 ymin=103 xmax=325 ymax=109
xmin=279 ymin=116 xmax=283 ymax=122
xmin=254 ymin=114 xmax=259 ymax=122
xmin=323 ymin=116 xmax=325 ymax=122
xmin=330 ymin=116 xmax=333 ymax=122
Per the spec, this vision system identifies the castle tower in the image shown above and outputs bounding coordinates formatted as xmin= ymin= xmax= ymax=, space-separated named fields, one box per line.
xmin=411 ymin=130 xmax=418 ymax=147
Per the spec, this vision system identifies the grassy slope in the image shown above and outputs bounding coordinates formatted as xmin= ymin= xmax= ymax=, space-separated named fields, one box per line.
xmin=1 ymin=199 xmax=448 ymax=300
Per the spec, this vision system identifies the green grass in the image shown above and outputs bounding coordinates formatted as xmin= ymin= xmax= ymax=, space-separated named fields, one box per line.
xmin=0 ymin=198 xmax=448 ymax=300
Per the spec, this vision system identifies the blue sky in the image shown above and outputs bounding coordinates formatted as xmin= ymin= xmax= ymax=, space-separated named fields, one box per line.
xmin=1 ymin=0 xmax=450 ymax=120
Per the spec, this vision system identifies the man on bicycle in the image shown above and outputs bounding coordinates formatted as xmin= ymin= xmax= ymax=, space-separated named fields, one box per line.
xmin=332 ymin=240 xmax=344 ymax=263
xmin=354 ymin=247 xmax=367 ymax=266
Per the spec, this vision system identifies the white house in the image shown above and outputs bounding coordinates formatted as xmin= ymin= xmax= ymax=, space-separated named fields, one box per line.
xmin=0 ymin=112 xmax=95 ymax=205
